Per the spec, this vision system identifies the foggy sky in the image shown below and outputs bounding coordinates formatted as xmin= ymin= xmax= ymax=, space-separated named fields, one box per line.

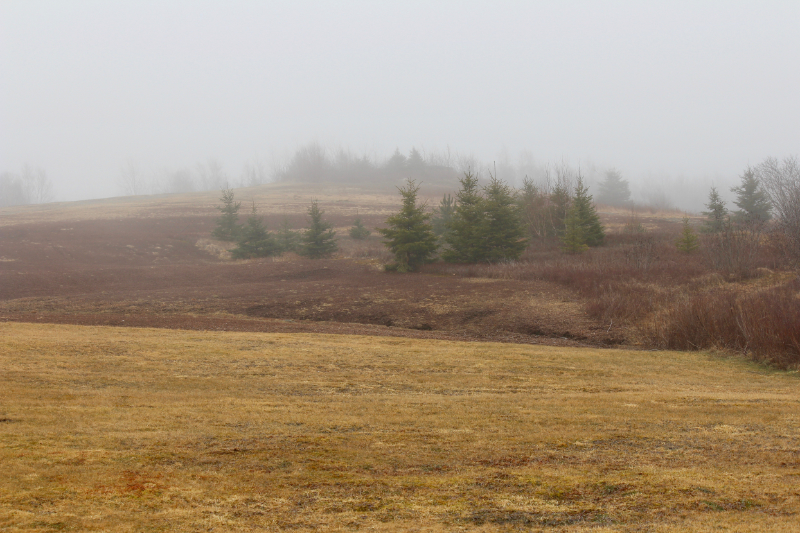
xmin=1 ymin=0 xmax=799 ymax=203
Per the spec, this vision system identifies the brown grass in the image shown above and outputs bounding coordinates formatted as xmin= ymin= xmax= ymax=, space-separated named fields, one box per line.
xmin=2 ymin=322 xmax=799 ymax=531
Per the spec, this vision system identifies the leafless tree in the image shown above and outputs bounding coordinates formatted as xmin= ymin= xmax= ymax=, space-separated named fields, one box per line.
xmin=197 ymin=158 xmax=227 ymax=191
xmin=704 ymin=217 xmax=764 ymax=278
xmin=21 ymin=164 xmax=54 ymax=204
xmin=756 ymin=156 xmax=800 ymax=263
xmin=0 ymin=171 xmax=29 ymax=207
xmin=241 ymin=159 xmax=268 ymax=187
xmin=118 ymin=159 xmax=145 ymax=196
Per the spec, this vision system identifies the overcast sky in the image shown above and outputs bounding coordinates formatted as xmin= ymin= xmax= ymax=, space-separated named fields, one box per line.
xmin=1 ymin=0 xmax=799 ymax=202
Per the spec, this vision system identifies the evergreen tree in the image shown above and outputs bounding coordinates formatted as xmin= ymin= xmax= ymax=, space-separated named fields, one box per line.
xmin=549 ymin=180 xmax=572 ymax=237
xmin=231 ymin=203 xmax=280 ymax=259
xmin=211 ymin=188 xmax=242 ymax=241
xmin=385 ymin=148 xmax=407 ymax=170
xmin=561 ymin=205 xmax=588 ymax=253
xmin=276 ymin=217 xmax=301 ymax=253
xmin=675 ymin=217 xmax=700 ymax=253
xmin=443 ymin=171 xmax=486 ymax=263
xmin=407 ymin=147 xmax=425 ymax=171
xmin=299 ymin=200 xmax=338 ymax=258
xmin=348 ymin=216 xmax=371 ymax=240
xmin=431 ymin=193 xmax=455 ymax=237
xmin=702 ymin=186 xmax=728 ymax=233
xmin=596 ymin=169 xmax=631 ymax=207
xmin=572 ymin=175 xmax=605 ymax=246
xmin=731 ymin=168 xmax=772 ymax=223
xmin=482 ymin=176 xmax=527 ymax=261
xmin=518 ymin=177 xmax=541 ymax=237
xmin=378 ymin=180 xmax=438 ymax=272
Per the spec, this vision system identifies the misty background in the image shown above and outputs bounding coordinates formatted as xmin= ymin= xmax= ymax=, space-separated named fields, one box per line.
xmin=1 ymin=0 xmax=799 ymax=211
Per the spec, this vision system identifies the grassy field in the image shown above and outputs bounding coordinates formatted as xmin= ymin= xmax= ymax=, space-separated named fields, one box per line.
xmin=1 ymin=323 xmax=798 ymax=531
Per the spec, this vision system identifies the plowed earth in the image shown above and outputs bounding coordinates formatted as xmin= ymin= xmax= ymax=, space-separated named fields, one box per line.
xmin=0 ymin=203 xmax=622 ymax=347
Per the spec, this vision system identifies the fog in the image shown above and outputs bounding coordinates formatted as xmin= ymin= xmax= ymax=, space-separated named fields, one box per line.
xmin=1 ymin=1 xmax=798 ymax=211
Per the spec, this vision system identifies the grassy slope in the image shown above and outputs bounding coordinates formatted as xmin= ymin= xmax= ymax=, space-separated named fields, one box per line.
xmin=1 ymin=323 xmax=799 ymax=532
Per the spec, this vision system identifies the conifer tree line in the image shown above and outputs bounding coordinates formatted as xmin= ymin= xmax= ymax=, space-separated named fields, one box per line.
xmin=210 ymin=188 xmax=340 ymax=260
xmin=379 ymin=169 xmax=607 ymax=270
xmin=701 ymin=166 xmax=774 ymax=235
xmin=509 ymin=167 xmax=605 ymax=251
xmin=211 ymin=166 xmax=609 ymax=268
xmin=694 ymin=164 xmax=788 ymax=273
xmin=210 ymin=155 xmax=797 ymax=269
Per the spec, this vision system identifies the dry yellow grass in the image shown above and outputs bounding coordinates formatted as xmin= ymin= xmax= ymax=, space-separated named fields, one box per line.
xmin=1 ymin=322 xmax=799 ymax=532
xmin=0 ymin=183 xmax=401 ymax=228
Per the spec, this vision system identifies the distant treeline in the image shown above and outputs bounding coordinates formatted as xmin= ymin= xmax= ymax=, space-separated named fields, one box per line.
xmin=0 ymin=165 xmax=54 ymax=207
xmin=113 ymin=143 xmax=733 ymax=213
xmin=273 ymin=143 xmax=459 ymax=187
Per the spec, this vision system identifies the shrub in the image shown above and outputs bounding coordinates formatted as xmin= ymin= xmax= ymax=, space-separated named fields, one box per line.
xmin=348 ymin=217 xmax=371 ymax=240
xmin=643 ymin=278 xmax=800 ymax=368
xmin=675 ymin=217 xmax=700 ymax=254
xmin=703 ymin=218 xmax=763 ymax=279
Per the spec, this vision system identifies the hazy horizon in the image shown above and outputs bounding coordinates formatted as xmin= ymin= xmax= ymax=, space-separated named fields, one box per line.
xmin=2 ymin=1 xmax=798 ymax=210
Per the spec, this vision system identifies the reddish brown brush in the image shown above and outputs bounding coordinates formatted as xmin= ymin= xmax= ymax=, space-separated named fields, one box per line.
xmin=645 ymin=278 xmax=800 ymax=367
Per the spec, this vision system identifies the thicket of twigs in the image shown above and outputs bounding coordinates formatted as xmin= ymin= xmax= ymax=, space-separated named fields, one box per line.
xmin=426 ymin=222 xmax=800 ymax=368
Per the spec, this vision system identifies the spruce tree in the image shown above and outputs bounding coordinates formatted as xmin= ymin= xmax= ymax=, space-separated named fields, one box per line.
xmin=348 ymin=217 xmax=371 ymax=240
xmin=702 ymin=186 xmax=728 ymax=233
xmin=596 ymin=169 xmax=632 ymax=207
xmin=211 ymin=188 xmax=242 ymax=241
xmin=432 ymin=193 xmax=455 ymax=237
xmin=378 ymin=180 xmax=438 ymax=272
xmin=731 ymin=168 xmax=772 ymax=223
xmin=572 ymin=176 xmax=605 ymax=246
xmin=518 ymin=177 xmax=542 ymax=238
xmin=276 ymin=217 xmax=301 ymax=253
xmin=406 ymin=147 xmax=425 ymax=171
xmin=482 ymin=176 xmax=527 ymax=262
xmin=675 ymin=217 xmax=700 ymax=253
xmin=561 ymin=205 xmax=588 ymax=253
xmin=443 ymin=171 xmax=486 ymax=263
xmin=231 ymin=203 xmax=280 ymax=259
xmin=549 ymin=181 xmax=572 ymax=237
xmin=299 ymin=200 xmax=338 ymax=258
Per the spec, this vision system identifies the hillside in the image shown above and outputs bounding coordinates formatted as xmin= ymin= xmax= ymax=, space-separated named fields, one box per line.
xmin=0 ymin=183 xmax=629 ymax=347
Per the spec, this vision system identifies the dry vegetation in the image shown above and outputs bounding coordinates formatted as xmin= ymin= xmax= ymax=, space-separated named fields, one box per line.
xmin=424 ymin=210 xmax=800 ymax=368
xmin=1 ymin=182 xmax=798 ymax=366
xmin=2 ymin=322 xmax=799 ymax=532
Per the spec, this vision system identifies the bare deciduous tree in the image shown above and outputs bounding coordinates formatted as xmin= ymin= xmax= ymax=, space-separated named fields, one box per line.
xmin=704 ymin=218 xmax=764 ymax=279
xmin=0 ymin=171 xmax=29 ymax=207
xmin=197 ymin=158 xmax=227 ymax=191
xmin=118 ymin=159 xmax=145 ymax=196
xmin=21 ymin=164 xmax=54 ymax=204
xmin=241 ymin=159 xmax=268 ymax=187
xmin=756 ymin=156 xmax=800 ymax=263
